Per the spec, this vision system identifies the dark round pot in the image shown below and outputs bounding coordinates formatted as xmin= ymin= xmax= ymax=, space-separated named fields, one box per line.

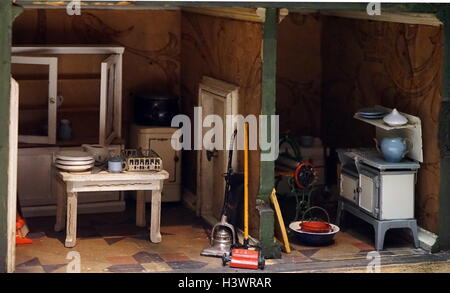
xmin=133 ymin=92 xmax=179 ymax=126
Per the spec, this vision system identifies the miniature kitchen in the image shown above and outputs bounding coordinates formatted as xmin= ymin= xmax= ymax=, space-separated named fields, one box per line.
xmin=4 ymin=2 xmax=448 ymax=273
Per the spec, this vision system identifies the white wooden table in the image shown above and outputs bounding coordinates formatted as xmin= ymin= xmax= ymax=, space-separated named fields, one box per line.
xmin=53 ymin=168 xmax=169 ymax=248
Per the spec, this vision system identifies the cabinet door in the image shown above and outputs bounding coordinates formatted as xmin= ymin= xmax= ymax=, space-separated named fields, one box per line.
xmin=11 ymin=56 xmax=58 ymax=144
xmin=359 ymin=172 xmax=378 ymax=215
xmin=99 ymin=54 xmax=122 ymax=146
xmin=146 ymin=135 xmax=179 ymax=183
xmin=17 ymin=147 xmax=59 ymax=206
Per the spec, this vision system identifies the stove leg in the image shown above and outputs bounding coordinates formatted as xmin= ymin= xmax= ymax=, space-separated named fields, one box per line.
xmin=374 ymin=222 xmax=386 ymax=251
xmin=409 ymin=220 xmax=420 ymax=248
xmin=336 ymin=200 xmax=345 ymax=230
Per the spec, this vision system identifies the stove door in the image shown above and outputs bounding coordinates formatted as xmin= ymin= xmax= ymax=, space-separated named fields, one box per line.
xmin=340 ymin=172 xmax=358 ymax=204
xmin=359 ymin=169 xmax=379 ymax=217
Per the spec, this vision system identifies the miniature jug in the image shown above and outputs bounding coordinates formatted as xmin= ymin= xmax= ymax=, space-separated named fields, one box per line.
xmin=374 ymin=137 xmax=409 ymax=163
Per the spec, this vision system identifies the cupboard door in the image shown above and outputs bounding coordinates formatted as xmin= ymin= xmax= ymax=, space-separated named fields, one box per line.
xmin=99 ymin=54 xmax=122 ymax=146
xmin=11 ymin=56 xmax=58 ymax=144
xmin=146 ymin=136 xmax=179 ymax=183
xmin=17 ymin=147 xmax=59 ymax=206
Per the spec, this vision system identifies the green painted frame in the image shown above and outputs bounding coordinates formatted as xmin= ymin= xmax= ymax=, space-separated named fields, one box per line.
xmin=0 ymin=1 xmax=22 ymax=273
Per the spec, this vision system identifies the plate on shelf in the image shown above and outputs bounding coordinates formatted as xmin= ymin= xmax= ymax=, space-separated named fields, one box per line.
xmin=357 ymin=107 xmax=388 ymax=116
xmin=358 ymin=114 xmax=386 ymax=120
xmin=55 ymin=150 xmax=94 ymax=161
xmin=55 ymin=163 xmax=94 ymax=172
xmin=55 ymin=158 xmax=95 ymax=166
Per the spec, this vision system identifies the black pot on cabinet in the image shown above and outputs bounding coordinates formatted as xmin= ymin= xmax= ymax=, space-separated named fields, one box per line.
xmin=133 ymin=92 xmax=180 ymax=126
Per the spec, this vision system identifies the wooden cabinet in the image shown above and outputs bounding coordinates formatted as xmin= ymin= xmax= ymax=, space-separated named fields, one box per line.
xmin=11 ymin=46 xmax=123 ymax=146
xmin=12 ymin=46 xmax=125 ymax=216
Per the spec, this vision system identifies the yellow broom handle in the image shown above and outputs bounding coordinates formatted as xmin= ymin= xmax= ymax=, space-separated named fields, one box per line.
xmin=244 ymin=122 xmax=249 ymax=240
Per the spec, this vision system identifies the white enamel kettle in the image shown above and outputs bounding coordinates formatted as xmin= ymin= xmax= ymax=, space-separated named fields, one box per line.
xmin=82 ymin=144 xmax=111 ymax=164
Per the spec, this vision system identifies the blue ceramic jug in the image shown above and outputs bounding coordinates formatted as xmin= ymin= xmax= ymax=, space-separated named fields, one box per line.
xmin=374 ymin=137 xmax=408 ymax=163
xmin=58 ymin=119 xmax=72 ymax=141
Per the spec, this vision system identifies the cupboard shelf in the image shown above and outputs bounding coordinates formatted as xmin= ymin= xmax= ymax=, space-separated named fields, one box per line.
xmin=353 ymin=114 xmax=417 ymax=130
xmin=14 ymin=74 xmax=101 ymax=81
xmin=20 ymin=106 xmax=100 ymax=112
xmin=353 ymin=106 xmax=419 ymax=131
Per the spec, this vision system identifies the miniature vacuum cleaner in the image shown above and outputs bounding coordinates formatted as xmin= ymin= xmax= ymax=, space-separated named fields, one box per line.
xmin=222 ymin=123 xmax=265 ymax=270
xmin=201 ymin=129 xmax=238 ymax=258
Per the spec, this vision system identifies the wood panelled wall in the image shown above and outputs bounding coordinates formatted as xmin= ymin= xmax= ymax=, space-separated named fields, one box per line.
xmin=12 ymin=9 xmax=181 ymax=142
xmin=321 ymin=17 xmax=442 ymax=233
xmin=181 ymin=12 xmax=263 ymax=236
xmin=277 ymin=13 xmax=322 ymax=137
xmin=277 ymin=14 xmax=442 ymax=233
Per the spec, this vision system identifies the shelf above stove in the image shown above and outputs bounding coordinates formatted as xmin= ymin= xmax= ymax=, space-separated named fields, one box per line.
xmin=353 ymin=113 xmax=417 ymax=130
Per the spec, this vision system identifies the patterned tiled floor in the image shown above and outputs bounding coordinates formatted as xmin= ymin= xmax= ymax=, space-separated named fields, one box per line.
xmin=14 ymin=202 xmax=447 ymax=273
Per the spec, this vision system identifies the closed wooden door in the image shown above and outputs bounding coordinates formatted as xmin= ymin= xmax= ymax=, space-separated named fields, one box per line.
xmin=199 ymin=91 xmax=227 ymax=221
xmin=197 ymin=77 xmax=239 ymax=224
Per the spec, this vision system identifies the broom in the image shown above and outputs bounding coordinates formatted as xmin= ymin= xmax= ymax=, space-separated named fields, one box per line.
xmin=222 ymin=122 xmax=265 ymax=270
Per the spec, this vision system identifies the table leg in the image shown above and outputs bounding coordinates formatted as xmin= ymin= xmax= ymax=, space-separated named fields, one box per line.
xmin=54 ymin=178 xmax=66 ymax=232
xmin=150 ymin=184 xmax=162 ymax=243
xmin=136 ymin=191 xmax=146 ymax=227
xmin=65 ymin=192 xmax=78 ymax=248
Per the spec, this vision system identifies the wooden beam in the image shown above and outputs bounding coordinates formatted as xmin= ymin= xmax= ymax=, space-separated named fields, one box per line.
xmin=320 ymin=10 xmax=442 ymax=26
xmin=437 ymin=7 xmax=450 ymax=252
xmin=258 ymin=7 xmax=280 ymax=259
xmin=181 ymin=7 xmax=264 ymax=23
xmin=259 ymin=7 xmax=277 ymax=200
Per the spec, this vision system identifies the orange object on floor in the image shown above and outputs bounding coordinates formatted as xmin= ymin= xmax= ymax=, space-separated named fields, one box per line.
xmin=229 ymin=248 xmax=260 ymax=270
xmin=16 ymin=215 xmax=32 ymax=245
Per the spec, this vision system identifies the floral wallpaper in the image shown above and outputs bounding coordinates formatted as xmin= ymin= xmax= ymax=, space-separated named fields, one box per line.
xmin=322 ymin=17 xmax=442 ymax=232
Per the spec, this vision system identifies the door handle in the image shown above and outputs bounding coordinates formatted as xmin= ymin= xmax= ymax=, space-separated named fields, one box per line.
xmin=206 ymin=148 xmax=218 ymax=161
xmin=168 ymin=154 xmax=179 ymax=183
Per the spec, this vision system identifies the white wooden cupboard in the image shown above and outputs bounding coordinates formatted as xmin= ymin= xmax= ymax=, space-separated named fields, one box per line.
xmin=12 ymin=46 xmax=125 ymax=217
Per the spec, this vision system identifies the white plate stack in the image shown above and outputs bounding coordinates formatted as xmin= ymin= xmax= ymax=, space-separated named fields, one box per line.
xmin=54 ymin=150 xmax=95 ymax=172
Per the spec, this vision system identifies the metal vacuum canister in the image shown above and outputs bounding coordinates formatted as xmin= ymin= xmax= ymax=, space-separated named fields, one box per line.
xmin=212 ymin=227 xmax=233 ymax=250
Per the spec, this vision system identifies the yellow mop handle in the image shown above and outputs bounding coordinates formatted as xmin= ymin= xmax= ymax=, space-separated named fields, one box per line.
xmin=244 ymin=122 xmax=249 ymax=240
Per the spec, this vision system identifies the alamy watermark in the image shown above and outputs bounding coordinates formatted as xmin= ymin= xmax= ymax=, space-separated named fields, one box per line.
xmin=170 ymin=107 xmax=279 ymax=161
xmin=367 ymin=2 xmax=382 ymax=16
xmin=66 ymin=0 xmax=81 ymax=16
xmin=65 ymin=2 xmax=381 ymax=19
xmin=366 ymin=251 xmax=381 ymax=273
xmin=66 ymin=251 xmax=81 ymax=273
